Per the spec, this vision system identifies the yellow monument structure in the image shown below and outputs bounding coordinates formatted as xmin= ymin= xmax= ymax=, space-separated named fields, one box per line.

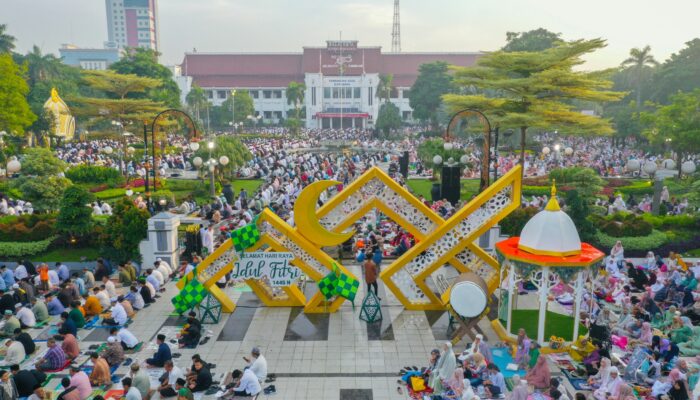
xmin=43 ymin=88 xmax=75 ymax=141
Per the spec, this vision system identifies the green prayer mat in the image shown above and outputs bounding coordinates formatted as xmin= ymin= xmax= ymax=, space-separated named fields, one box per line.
xmin=124 ymin=342 xmax=144 ymax=354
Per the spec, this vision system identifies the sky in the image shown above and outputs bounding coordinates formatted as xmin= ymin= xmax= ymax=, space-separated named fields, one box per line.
xmin=3 ymin=0 xmax=699 ymax=69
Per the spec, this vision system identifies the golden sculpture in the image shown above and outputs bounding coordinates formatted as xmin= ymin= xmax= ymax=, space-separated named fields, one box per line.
xmin=43 ymin=88 xmax=76 ymax=141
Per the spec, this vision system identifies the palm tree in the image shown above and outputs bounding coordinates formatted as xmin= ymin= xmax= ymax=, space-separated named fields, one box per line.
xmin=286 ymin=81 xmax=305 ymax=120
xmin=25 ymin=46 xmax=62 ymax=86
xmin=0 ymin=24 xmax=16 ymax=54
xmin=376 ymin=73 xmax=394 ymax=104
xmin=621 ymin=46 xmax=659 ymax=108
xmin=185 ymin=84 xmax=207 ymax=122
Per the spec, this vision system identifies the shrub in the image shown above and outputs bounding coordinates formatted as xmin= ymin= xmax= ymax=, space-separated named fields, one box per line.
xmin=0 ymin=236 xmax=57 ymax=258
xmin=65 ymin=165 xmax=124 ymax=186
xmin=522 ymin=186 xmax=551 ymax=196
xmin=641 ymin=214 xmax=699 ymax=230
xmin=56 ymin=185 xmax=95 ymax=239
xmin=617 ymin=181 xmax=654 ymax=196
xmin=600 ymin=213 xmax=653 ymax=237
xmin=594 ymin=230 xmax=667 ymax=252
xmin=0 ymin=217 xmax=56 ymax=242
xmin=500 ymin=206 xmax=540 ymax=236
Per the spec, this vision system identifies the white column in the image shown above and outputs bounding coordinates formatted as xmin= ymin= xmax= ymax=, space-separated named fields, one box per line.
xmin=537 ymin=267 xmax=550 ymax=344
xmin=506 ymin=263 xmax=515 ymax=334
xmin=572 ymin=270 xmax=584 ymax=340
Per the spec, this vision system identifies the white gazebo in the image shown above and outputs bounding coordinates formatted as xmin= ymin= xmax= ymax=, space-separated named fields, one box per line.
xmin=495 ymin=184 xmax=605 ymax=344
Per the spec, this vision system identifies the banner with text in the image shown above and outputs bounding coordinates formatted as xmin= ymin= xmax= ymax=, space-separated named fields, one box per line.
xmin=232 ymin=252 xmax=300 ymax=287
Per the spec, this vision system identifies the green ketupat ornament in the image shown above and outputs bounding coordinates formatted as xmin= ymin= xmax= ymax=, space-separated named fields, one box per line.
xmin=317 ymin=271 xmax=338 ymax=299
xmin=171 ymin=277 xmax=208 ymax=314
xmin=230 ymin=215 xmax=261 ymax=251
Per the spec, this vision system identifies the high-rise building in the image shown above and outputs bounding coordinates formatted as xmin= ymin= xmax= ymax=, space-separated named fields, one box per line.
xmin=105 ymin=0 xmax=159 ymax=51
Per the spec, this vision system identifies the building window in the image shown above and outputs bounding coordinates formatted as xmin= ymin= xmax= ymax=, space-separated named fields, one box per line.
xmin=402 ymin=111 xmax=412 ymax=120
xmin=263 ymin=90 xmax=272 ymax=99
xmin=324 ymin=88 xmax=331 ymax=99
xmin=402 ymin=89 xmax=410 ymax=98
xmin=368 ymin=87 xmax=373 ymax=106
xmin=264 ymin=111 xmax=272 ymax=119
xmin=250 ymin=90 xmax=259 ymax=99
xmin=217 ymin=90 xmax=227 ymax=99
xmin=311 ymin=87 xmax=316 ymax=106
xmin=354 ymin=87 xmax=361 ymax=98
xmin=273 ymin=111 xmax=283 ymax=119
xmin=273 ymin=90 xmax=282 ymax=99
xmin=206 ymin=90 xmax=213 ymax=99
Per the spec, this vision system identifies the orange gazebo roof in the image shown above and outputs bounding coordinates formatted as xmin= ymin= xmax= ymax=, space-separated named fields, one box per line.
xmin=496 ymin=237 xmax=605 ymax=268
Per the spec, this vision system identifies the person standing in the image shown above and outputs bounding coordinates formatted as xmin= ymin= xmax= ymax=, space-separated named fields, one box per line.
xmin=37 ymin=264 xmax=49 ymax=292
xmin=363 ymin=253 xmax=379 ymax=298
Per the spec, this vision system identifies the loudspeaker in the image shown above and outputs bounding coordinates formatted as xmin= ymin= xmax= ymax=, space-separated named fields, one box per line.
xmin=399 ymin=151 xmax=409 ymax=178
xmin=441 ymin=165 xmax=461 ymax=205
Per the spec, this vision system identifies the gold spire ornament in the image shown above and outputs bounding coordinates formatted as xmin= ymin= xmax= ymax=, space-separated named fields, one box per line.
xmin=544 ymin=179 xmax=561 ymax=211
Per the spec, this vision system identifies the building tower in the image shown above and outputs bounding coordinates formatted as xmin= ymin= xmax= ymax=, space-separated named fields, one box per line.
xmin=391 ymin=0 xmax=401 ymax=53
xmin=105 ymin=0 xmax=159 ymax=51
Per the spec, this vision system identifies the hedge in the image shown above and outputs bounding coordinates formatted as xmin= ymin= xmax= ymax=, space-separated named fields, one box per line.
xmin=641 ymin=214 xmax=699 ymax=230
xmin=0 ymin=236 xmax=58 ymax=258
xmin=522 ymin=186 xmax=551 ymax=196
xmin=593 ymin=230 xmax=667 ymax=252
xmin=616 ymin=181 xmax=654 ymax=196
xmin=65 ymin=165 xmax=125 ymax=186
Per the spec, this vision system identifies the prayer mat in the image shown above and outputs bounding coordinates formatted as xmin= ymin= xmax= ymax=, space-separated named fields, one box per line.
xmin=34 ymin=326 xmax=59 ymax=341
xmin=43 ymin=359 xmax=72 ymax=373
xmin=83 ymin=316 xmax=101 ymax=329
xmin=32 ymin=320 xmax=50 ymax=328
xmin=492 ymin=348 xmax=526 ymax=378
xmin=124 ymin=342 xmax=143 ymax=354
xmin=561 ymin=369 xmax=593 ymax=391
xmin=102 ymin=389 xmax=123 ymax=399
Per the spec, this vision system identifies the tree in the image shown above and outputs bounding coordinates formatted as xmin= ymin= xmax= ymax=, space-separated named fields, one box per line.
xmin=100 ymin=197 xmax=150 ymax=263
xmin=0 ymin=24 xmax=15 ymax=54
xmin=185 ymin=84 xmax=207 ymax=122
xmin=375 ymin=102 xmax=401 ymax=135
xmin=24 ymin=46 xmax=63 ymax=88
xmin=605 ymin=101 xmax=642 ymax=146
xmin=286 ymin=81 xmax=305 ymax=135
xmin=72 ymin=70 xmax=165 ymax=127
xmin=193 ymin=135 xmax=252 ymax=179
xmin=650 ymin=39 xmax=700 ymax=103
xmin=409 ymin=61 xmax=453 ymax=130
xmin=564 ymin=190 xmax=596 ymax=243
xmin=444 ymin=39 xmax=625 ymax=169
xmin=642 ymin=89 xmax=700 ymax=178
xmin=56 ymin=185 xmax=95 ymax=239
xmin=621 ymin=46 xmax=659 ymax=109
xmin=502 ymin=28 xmax=561 ymax=52
xmin=110 ymin=48 xmax=181 ymax=107
xmin=223 ymin=90 xmax=255 ymax=125
xmin=376 ymin=73 xmax=394 ymax=104
xmin=11 ymin=148 xmax=70 ymax=212
xmin=0 ymin=54 xmax=36 ymax=135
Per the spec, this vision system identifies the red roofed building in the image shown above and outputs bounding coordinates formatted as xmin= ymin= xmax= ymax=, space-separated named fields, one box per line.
xmin=177 ymin=40 xmax=480 ymax=129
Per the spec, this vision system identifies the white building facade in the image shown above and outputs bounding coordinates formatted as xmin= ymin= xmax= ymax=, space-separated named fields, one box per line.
xmin=178 ymin=41 xmax=479 ymax=128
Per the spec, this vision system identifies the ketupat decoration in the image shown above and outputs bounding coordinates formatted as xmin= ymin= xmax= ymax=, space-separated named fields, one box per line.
xmin=230 ymin=215 xmax=261 ymax=251
xmin=171 ymin=278 xmax=208 ymax=314
xmin=334 ymin=270 xmax=359 ymax=303
xmin=317 ymin=271 xmax=338 ymax=300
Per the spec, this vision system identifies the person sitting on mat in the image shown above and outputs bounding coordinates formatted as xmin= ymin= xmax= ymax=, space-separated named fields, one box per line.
xmin=1 ymin=310 xmax=20 ymax=337
xmin=58 ymin=312 xmax=77 ymax=337
xmin=36 ymin=338 xmax=67 ymax=372
xmin=146 ymin=334 xmax=171 ymax=368
xmin=61 ymin=333 xmax=80 ymax=360
xmin=101 ymin=336 xmax=125 ymax=367
xmin=102 ymin=297 xmax=127 ymax=326
xmin=30 ymin=297 xmax=49 ymax=324
xmin=110 ymin=327 xmax=139 ymax=350
xmin=88 ymin=352 xmax=111 ymax=386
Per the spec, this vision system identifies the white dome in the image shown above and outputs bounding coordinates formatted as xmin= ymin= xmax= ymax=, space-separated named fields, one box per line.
xmin=518 ymin=185 xmax=581 ymax=256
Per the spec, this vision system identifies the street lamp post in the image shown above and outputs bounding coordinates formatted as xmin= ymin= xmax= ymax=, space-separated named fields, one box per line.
xmin=230 ymin=89 xmax=236 ymax=133
xmin=207 ymin=139 xmax=216 ymax=197
xmin=247 ymin=114 xmax=262 ymax=130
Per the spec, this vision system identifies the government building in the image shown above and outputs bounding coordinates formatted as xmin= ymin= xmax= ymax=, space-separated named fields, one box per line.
xmin=176 ymin=40 xmax=479 ymax=129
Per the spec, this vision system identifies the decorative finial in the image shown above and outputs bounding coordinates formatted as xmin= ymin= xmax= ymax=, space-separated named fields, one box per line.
xmin=545 ymin=179 xmax=561 ymax=211
xmin=50 ymin=87 xmax=59 ymax=102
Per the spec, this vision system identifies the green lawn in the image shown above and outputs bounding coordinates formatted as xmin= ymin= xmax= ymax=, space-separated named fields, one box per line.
xmin=406 ymin=179 xmax=481 ymax=201
xmin=228 ymin=179 xmax=264 ymax=194
xmin=91 ymin=179 xmax=264 ymax=203
xmin=31 ymin=247 xmax=101 ymax=262
xmin=503 ymin=309 xmax=588 ymax=342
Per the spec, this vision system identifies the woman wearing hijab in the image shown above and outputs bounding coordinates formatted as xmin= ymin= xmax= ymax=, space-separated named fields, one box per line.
xmin=525 ymin=354 xmax=550 ymax=389
xmin=464 ymin=353 xmax=487 ymax=387
xmin=514 ymin=328 xmax=531 ymax=368
xmin=445 ymin=365 xmax=465 ymax=397
xmin=428 ymin=342 xmax=456 ymax=392
xmin=610 ymin=241 xmax=624 ymax=266
xmin=588 ymin=357 xmax=611 ymax=388
xmin=615 ymin=384 xmax=635 ymax=400
xmin=663 ymin=340 xmax=680 ymax=363
xmin=669 ymin=317 xmax=693 ymax=344
xmin=509 ymin=375 xmax=529 ymax=400
xmin=669 ymin=379 xmax=690 ymax=400
xmin=594 ymin=366 xmax=622 ymax=400
xmin=639 ymin=322 xmax=653 ymax=345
